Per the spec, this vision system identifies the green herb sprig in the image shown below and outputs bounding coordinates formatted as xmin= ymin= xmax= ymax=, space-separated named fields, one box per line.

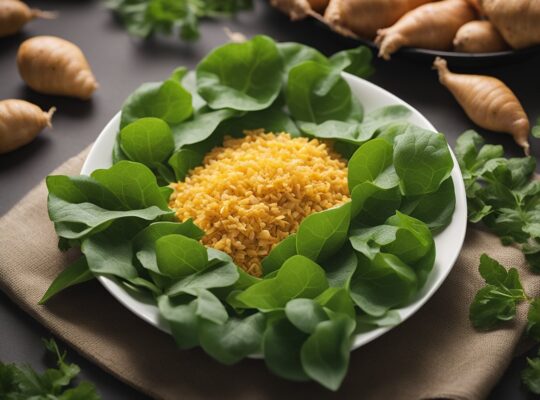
xmin=455 ymin=130 xmax=540 ymax=271
xmin=469 ymin=254 xmax=528 ymax=330
xmin=468 ymin=254 xmax=540 ymax=394
xmin=105 ymin=0 xmax=252 ymax=41
xmin=0 ymin=339 xmax=100 ymax=399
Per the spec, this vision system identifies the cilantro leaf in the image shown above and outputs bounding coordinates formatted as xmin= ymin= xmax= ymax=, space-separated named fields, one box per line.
xmin=0 ymin=339 xmax=100 ymax=399
xmin=105 ymin=0 xmax=253 ymax=41
xmin=478 ymin=254 xmax=525 ymax=293
xmin=469 ymin=254 xmax=527 ymax=331
xmin=455 ymin=130 xmax=540 ymax=272
xmin=469 ymin=285 xmax=519 ymax=330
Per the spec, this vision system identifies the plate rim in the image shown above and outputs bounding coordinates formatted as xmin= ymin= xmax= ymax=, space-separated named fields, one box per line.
xmin=81 ymin=72 xmax=468 ymax=352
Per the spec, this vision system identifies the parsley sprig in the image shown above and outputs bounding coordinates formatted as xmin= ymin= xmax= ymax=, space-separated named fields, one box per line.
xmin=468 ymin=254 xmax=540 ymax=394
xmin=0 ymin=339 xmax=100 ymax=400
xmin=469 ymin=254 xmax=529 ymax=330
xmin=455 ymin=130 xmax=540 ymax=271
xmin=105 ymin=0 xmax=252 ymax=41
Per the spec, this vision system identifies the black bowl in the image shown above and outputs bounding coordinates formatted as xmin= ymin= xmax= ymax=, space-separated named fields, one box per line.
xmin=312 ymin=19 xmax=540 ymax=67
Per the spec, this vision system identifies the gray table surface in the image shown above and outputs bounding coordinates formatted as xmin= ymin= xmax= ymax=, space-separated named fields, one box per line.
xmin=1 ymin=1 xmax=539 ymax=398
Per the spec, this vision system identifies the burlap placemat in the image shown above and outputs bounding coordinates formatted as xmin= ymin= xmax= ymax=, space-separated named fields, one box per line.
xmin=1 ymin=148 xmax=537 ymax=400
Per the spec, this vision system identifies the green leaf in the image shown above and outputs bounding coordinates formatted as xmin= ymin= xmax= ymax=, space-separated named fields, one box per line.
xmin=119 ymin=117 xmax=175 ymax=167
xmin=329 ymin=46 xmax=374 ymax=78
xmin=348 ymin=138 xmax=398 ymax=191
xmin=171 ymin=108 xmax=239 ymax=149
xmin=168 ymin=149 xmax=203 ymax=181
xmin=193 ymin=288 xmax=228 ymax=325
xmin=134 ymin=220 xmax=204 ymax=274
xmin=277 ymin=42 xmax=328 ymax=76
xmin=81 ymin=219 xmax=143 ymax=280
xmin=46 ymin=175 xmax=119 ymax=210
xmin=286 ymin=61 xmax=362 ymax=124
xmin=394 ymin=127 xmax=453 ymax=195
xmin=351 ymin=182 xmax=401 ymax=225
xmin=300 ymin=315 xmax=355 ymax=391
xmin=262 ymin=317 xmax=310 ymax=381
xmin=522 ymin=354 xmax=540 ymax=394
xmin=199 ymin=312 xmax=266 ymax=364
xmin=261 ymin=233 xmax=297 ymax=275
xmin=235 ymin=255 xmax=329 ymax=310
xmin=478 ymin=253 xmax=524 ymax=291
xmin=48 ymin=194 xmax=169 ymax=240
xmin=358 ymin=105 xmax=411 ymax=140
xmin=300 ymin=120 xmax=361 ymax=144
xmin=384 ymin=212 xmax=433 ymax=265
xmin=169 ymin=66 xmax=188 ymax=82
xmin=58 ymin=381 xmax=100 ymax=399
xmin=315 ymin=287 xmax=356 ymax=319
xmin=527 ymin=298 xmax=540 ymax=341
xmin=166 ymin=261 xmax=239 ymax=297
xmin=155 ymin=234 xmax=208 ymax=278
xmin=217 ymin=106 xmax=300 ymax=137
xmin=300 ymin=105 xmax=411 ymax=147
xmin=0 ymin=338 xmax=99 ymax=399
xmin=350 ymin=252 xmax=418 ymax=316
xmin=158 ymin=295 xmax=199 ymax=349
xmin=321 ymin=243 xmax=357 ymax=288
xmin=285 ymin=298 xmax=328 ymax=334
xmin=455 ymin=129 xmax=489 ymax=171
xmin=349 ymin=224 xmax=398 ymax=259
xmin=91 ymin=160 xmax=170 ymax=210
xmin=196 ymin=35 xmax=283 ymax=111
xmin=399 ymin=177 xmax=455 ymax=233
xmin=120 ymin=79 xmax=192 ymax=128
xmin=296 ymin=202 xmax=351 ymax=263
xmin=469 ymin=285 xmax=519 ymax=330
xmin=355 ymin=310 xmax=401 ymax=332
xmin=39 ymin=257 xmax=94 ymax=304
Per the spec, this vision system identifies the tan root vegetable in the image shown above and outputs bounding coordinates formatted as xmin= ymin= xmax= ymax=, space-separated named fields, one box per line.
xmin=453 ymin=20 xmax=508 ymax=53
xmin=0 ymin=0 xmax=56 ymax=38
xmin=480 ymin=0 xmax=540 ymax=49
xmin=270 ymin=0 xmax=328 ymax=19
xmin=0 ymin=99 xmax=55 ymax=154
xmin=323 ymin=0 xmax=432 ymax=40
xmin=434 ymin=57 xmax=530 ymax=154
xmin=375 ymin=0 xmax=476 ymax=60
xmin=17 ymin=36 xmax=98 ymax=100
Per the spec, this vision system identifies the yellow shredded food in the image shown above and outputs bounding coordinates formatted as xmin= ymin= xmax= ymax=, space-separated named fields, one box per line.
xmin=169 ymin=130 xmax=350 ymax=277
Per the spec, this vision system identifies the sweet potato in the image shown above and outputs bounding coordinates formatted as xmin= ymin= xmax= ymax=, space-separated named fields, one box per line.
xmin=480 ymin=0 xmax=540 ymax=49
xmin=0 ymin=99 xmax=55 ymax=154
xmin=453 ymin=20 xmax=508 ymax=53
xmin=270 ymin=0 xmax=328 ymax=19
xmin=323 ymin=0 xmax=432 ymax=40
xmin=17 ymin=36 xmax=98 ymax=100
xmin=434 ymin=57 xmax=530 ymax=154
xmin=0 ymin=0 xmax=55 ymax=38
xmin=375 ymin=0 xmax=476 ymax=60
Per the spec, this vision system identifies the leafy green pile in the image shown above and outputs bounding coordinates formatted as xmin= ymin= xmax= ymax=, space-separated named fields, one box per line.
xmin=0 ymin=339 xmax=100 ymax=400
xmin=42 ymin=36 xmax=456 ymax=389
xmin=105 ymin=0 xmax=252 ymax=41
xmin=455 ymin=130 xmax=540 ymax=271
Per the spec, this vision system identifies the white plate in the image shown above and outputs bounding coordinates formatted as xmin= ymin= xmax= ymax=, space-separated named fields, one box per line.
xmin=81 ymin=73 xmax=467 ymax=352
